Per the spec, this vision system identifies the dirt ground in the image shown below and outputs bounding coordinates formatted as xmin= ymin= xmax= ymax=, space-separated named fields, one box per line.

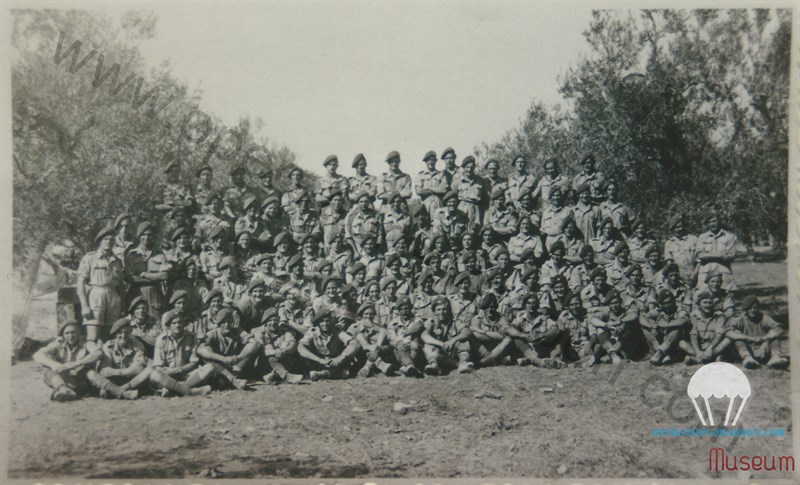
xmin=7 ymin=261 xmax=793 ymax=479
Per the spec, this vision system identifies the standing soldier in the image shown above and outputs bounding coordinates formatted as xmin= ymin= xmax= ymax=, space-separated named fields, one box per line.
xmin=193 ymin=165 xmax=214 ymax=215
xmin=571 ymin=154 xmax=606 ymax=204
xmin=533 ymin=158 xmax=570 ymax=209
xmin=222 ymin=165 xmax=258 ymax=220
xmin=126 ymin=222 xmax=169 ymax=321
xmin=415 ymin=150 xmax=449 ymax=216
xmin=483 ymin=159 xmax=507 ymax=192
xmin=155 ymin=156 xmax=194 ymax=214
xmin=78 ymin=226 xmax=125 ymax=342
xmin=452 ymin=155 xmax=485 ymax=229
xmin=320 ymin=190 xmax=349 ymax=252
xmin=695 ymin=213 xmax=738 ymax=291
xmin=253 ymin=169 xmax=283 ymax=206
xmin=377 ymin=151 xmax=413 ymax=213
xmin=281 ymin=167 xmax=309 ymax=217
xmin=485 ymin=188 xmax=518 ymax=241
xmin=598 ymin=180 xmax=635 ymax=236
xmin=347 ymin=153 xmax=379 ymax=205
xmin=571 ymin=183 xmax=601 ymax=243
xmin=539 ymin=186 xmax=572 ymax=244
xmin=506 ymin=155 xmax=536 ymax=212
xmin=112 ymin=213 xmax=135 ymax=260
xmin=440 ymin=147 xmax=459 ymax=186
xmin=627 ymin=220 xmax=656 ymax=263
xmin=346 ymin=191 xmax=383 ymax=252
xmin=317 ymin=155 xmax=349 ymax=207
xmin=33 ymin=319 xmax=103 ymax=402
xmin=663 ymin=215 xmax=698 ymax=284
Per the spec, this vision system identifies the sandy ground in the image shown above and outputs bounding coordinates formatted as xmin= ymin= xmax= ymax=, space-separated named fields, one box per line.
xmin=7 ymin=261 xmax=793 ymax=479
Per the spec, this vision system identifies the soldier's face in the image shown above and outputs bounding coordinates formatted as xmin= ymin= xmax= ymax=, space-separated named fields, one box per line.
xmin=553 ymin=282 xmax=566 ymax=298
xmin=358 ymin=197 xmax=370 ymax=210
xmin=368 ymin=285 xmax=380 ymax=300
xmin=746 ymin=304 xmax=761 ymax=319
xmin=699 ymin=298 xmax=714 ymax=315
xmin=492 ymin=275 xmax=504 ymax=289
xmin=251 ymin=287 xmax=266 ymax=303
xmin=446 ymin=198 xmax=459 ymax=211
xmin=355 ymin=160 xmax=367 ymax=173
xmin=602 ymin=223 xmax=614 ymax=238
xmin=331 ymin=194 xmax=343 ymax=208
xmin=461 ymin=234 xmax=473 ymax=249
xmin=466 ymin=257 xmax=478 ymax=272
xmin=140 ymin=231 xmax=153 ymax=248
xmin=388 ymin=158 xmax=401 ymax=171
xmin=617 ymin=248 xmax=629 ymax=264
xmin=708 ymin=217 xmax=720 ymax=232
xmin=218 ymin=317 xmax=237 ymax=335
xmin=264 ymin=203 xmax=278 ymax=218
xmin=552 ymin=249 xmax=564 ymax=262
xmin=292 ymin=264 xmax=304 ymax=277
xmin=319 ymin=318 xmax=333 ymax=333
xmin=647 ymin=251 xmax=659 ymax=266
xmin=62 ymin=326 xmax=80 ymax=346
xmin=399 ymin=304 xmax=412 ymax=318
xmin=606 ymin=184 xmax=618 ymax=200
xmin=325 ymin=283 xmax=340 ymax=299
xmin=545 ymin=162 xmax=558 ymax=177
xmin=100 ymin=235 xmax=114 ymax=251
xmin=568 ymin=299 xmax=581 ymax=315
xmin=582 ymin=159 xmax=595 ymax=173
xmin=115 ymin=327 xmax=132 ymax=346
xmin=117 ymin=219 xmax=131 ymax=237
xmin=660 ymin=297 xmax=676 ymax=314
xmin=630 ymin=270 xmax=642 ymax=287
xmin=609 ymin=298 xmax=622 ymax=313
xmin=434 ymin=304 xmax=449 ymax=321
xmin=326 ymin=160 xmax=338 ymax=175
xmin=673 ymin=222 xmax=684 ymax=235
xmin=496 ymin=253 xmax=510 ymax=269
xmin=564 ymin=221 xmax=576 ymax=237
xmin=385 ymin=283 xmax=397 ymax=296
xmin=526 ymin=273 xmax=539 ymax=288
xmin=389 ymin=260 xmax=401 ymax=273
xmin=364 ymin=241 xmax=377 ymax=255
xmin=354 ymin=270 xmax=366 ymax=285
xmin=132 ymin=303 xmax=148 ymax=319
xmin=667 ymin=270 xmax=680 ymax=286
xmin=278 ymin=241 xmax=289 ymax=253
xmin=391 ymin=198 xmax=403 ymax=211
xmin=422 ymin=277 xmax=433 ymax=293
xmin=707 ymin=276 xmax=722 ymax=293
xmin=579 ymin=190 xmax=590 ymax=204
xmin=176 ymin=234 xmax=189 ymax=249
xmin=238 ymin=234 xmax=251 ymax=249
xmin=259 ymin=260 xmax=271 ymax=272
xmin=551 ymin=190 xmax=563 ymax=206
xmin=582 ymin=251 xmax=595 ymax=265
xmin=247 ymin=205 xmax=260 ymax=218
xmin=487 ymin=163 xmax=499 ymax=177
xmin=464 ymin=163 xmax=475 ymax=177
xmin=291 ymin=171 xmax=302 ymax=184
xmin=209 ymin=296 xmax=223 ymax=312
xmin=444 ymin=154 xmax=456 ymax=167
xmin=635 ymin=224 xmax=646 ymax=238
xmin=200 ymin=170 xmax=213 ymax=185
xmin=169 ymin=319 xmax=186 ymax=338
xmin=266 ymin=317 xmax=280 ymax=333
xmin=458 ymin=279 xmax=471 ymax=293
xmin=593 ymin=275 xmax=606 ymax=288
xmin=513 ymin=158 xmax=526 ymax=172
xmin=519 ymin=219 xmax=531 ymax=235
xmin=320 ymin=265 xmax=331 ymax=278
xmin=210 ymin=199 xmax=223 ymax=213
xmin=425 ymin=158 xmax=436 ymax=171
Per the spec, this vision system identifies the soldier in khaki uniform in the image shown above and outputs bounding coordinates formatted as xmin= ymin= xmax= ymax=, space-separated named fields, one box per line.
xmin=726 ymin=295 xmax=788 ymax=369
xmin=77 ymin=226 xmax=125 ymax=342
xmin=251 ymin=308 xmax=304 ymax=384
xmin=196 ymin=307 xmax=260 ymax=389
xmin=347 ymin=153 xmax=378 ymax=205
xmin=149 ymin=310 xmax=214 ymax=396
xmin=297 ymin=309 xmax=360 ymax=381
xmin=92 ymin=318 xmax=152 ymax=399
xmin=33 ymin=319 xmax=103 ymax=401
xmin=421 ymin=296 xmax=474 ymax=375
xmin=415 ymin=150 xmax=449 ymax=215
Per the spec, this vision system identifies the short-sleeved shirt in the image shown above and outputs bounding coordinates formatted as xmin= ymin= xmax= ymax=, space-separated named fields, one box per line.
xmin=470 ymin=313 xmax=507 ymax=334
xmin=598 ymin=200 xmax=634 ymax=233
xmin=101 ymin=338 xmax=148 ymax=369
xmin=39 ymin=337 xmax=92 ymax=364
xmin=223 ymin=184 xmax=258 ymax=216
xmin=556 ymin=310 xmax=590 ymax=346
xmin=696 ymin=229 xmax=737 ymax=277
xmin=423 ymin=316 xmax=466 ymax=342
xmin=379 ymin=171 xmax=413 ymax=202
xmin=431 ymin=208 xmax=470 ymax=239
xmin=346 ymin=208 xmax=382 ymax=245
xmin=162 ymin=182 xmax=194 ymax=208
xmin=153 ymin=331 xmax=199 ymax=368
xmin=300 ymin=326 xmax=352 ymax=357
xmin=506 ymin=173 xmax=536 ymax=209
xmin=347 ymin=174 xmax=378 ymax=201
xmin=689 ymin=309 xmax=726 ymax=344
xmin=572 ymin=171 xmax=607 ymax=201
xmin=727 ymin=313 xmax=781 ymax=338
xmin=250 ymin=324 xmax=297 ymax=350
xmin=202 ymin=327 xmax=252 ymax=357
xmin=78 ymin=250 xmax=124 ymax=288
xmin=663 ymin=235 xmax=698 ymax=271
xmin=540 ymin=206 xmax=572 ymax=237
xmin=281 ymin=186 xmax=309 ymax=215
xmin=415 ymin=169 xmax=449 ymax=202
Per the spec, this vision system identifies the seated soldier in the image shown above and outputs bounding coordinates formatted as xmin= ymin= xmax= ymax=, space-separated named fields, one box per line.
xmin=726 ymin=295 xmax=788 ymax=369
xmin=193 ymin=287 xmax=223 ymax=340
xmin=297 ymin=309 xmax=360 ymax=381
xmin=196 ymin=307 xmax=261 ymax=389
xmin=250 ymin=308 xmax=304 ymax=384
xmin=91 ymin=317 xmax=153 ymax=399
xmin=501 ymin=295 xmax=558 ymax=368
xmin=555 ymin=293 xmax=592 ymax=366
xmin=588 ymin=290 xmax=633 ymax=366
xmin=149 ymin=310 xmax=214 ymax=396
xmin=420 ymin=296 xmax=474 ymax=375
xmin=580 ymin=267 xmax=614 ymax=318
xmin=351 ymin=303 xmax=397 ymax=378
xmin=33 ymin=319 xmax=103 ymax=402
xmin=386 ymin=296 xmax=425 ymax=376
xmin=702 ymin=270 xmax=735 ymax=318
xmin=639 ymin=289 xmax=693 ymax=365
xmin=127 ymin=296 xmax=161 ymax=355
xmin=470 ymin=293 xmax=514 ymax=367
xmin=684 ymin=290 xmax=732 ymax=366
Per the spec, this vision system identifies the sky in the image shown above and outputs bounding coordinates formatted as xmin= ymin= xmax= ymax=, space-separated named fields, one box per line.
xmin=129 ymin=3 xmax=594 ymax=177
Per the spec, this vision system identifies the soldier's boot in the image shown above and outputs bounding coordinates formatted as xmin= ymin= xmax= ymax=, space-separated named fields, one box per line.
xmin=218 ymin=366 xmax=249 ymax=390
xmin=51 ymin=385 xmax=77 ymax=402
xmin=456 ymin=352 xmax=474 ymax=374
xmin=310 ymin=370 xmax=331 ymax=381
xmin=87 ymin=371 xmax=137 ymax=399
xmin=376 ymin=359 xmax=395 ymax=376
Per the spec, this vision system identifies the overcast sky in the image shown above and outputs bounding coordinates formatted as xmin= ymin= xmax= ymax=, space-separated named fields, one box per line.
xmin=130 ymin=3 xmax=594 ymax=177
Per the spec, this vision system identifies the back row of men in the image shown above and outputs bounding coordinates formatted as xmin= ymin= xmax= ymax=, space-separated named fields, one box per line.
xmin=35 ymin=150 xmax=786 ymax=401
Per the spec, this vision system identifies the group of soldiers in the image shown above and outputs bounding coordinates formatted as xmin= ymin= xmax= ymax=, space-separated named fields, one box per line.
xmin=35 ymin=150 xmax=789 ymax=402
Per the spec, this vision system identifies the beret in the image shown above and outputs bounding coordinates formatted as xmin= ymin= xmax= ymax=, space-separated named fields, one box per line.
xmin=423 ymin=150 xmax=437 ymax=162
xmin=590 ymin=267 xmax=607 ymax=280
xmin=549 ymin=274 xmax=568 ymax=287
xmin=442 ymin=191 xmax=458 ymax=203
xmin=320 ymin=276 xmax=342 ymax=292
xmin=357 ymin=302 xmax=375 ymax=316
xmin=95 ymin=225 xmax=115 ymax=243
xmin=610 ymin=241 xmax=629 ymax=256
xmin=454 ymin=271 xmax=472 ymax=287
xmin=230 ymin=165 xmax=246 ymax=175
xmin=431 ymin=296 xmax=450 ymax=310
xmin=630 ymin=219 xmax=644 ymax=231
xmin=549 ymin=240 xmax=566 ymax=254
xmin=164 ymin=160 xmax=179 ymax=173
xmin=317 ymin=259 xmax=333 ymax=272
xmin=574 ymin=182 xmax=590 ymax=194
xmin=422 ymin=251 xmax=441 ymax=266
xmin=389 ymin=191 xmax=402 ymax=203
xmin=431 ymin=232 xmax=448 ymax=245
xmin=478 ymin=293 xmax=498 ymax=310
xmin=599 ymin=217 xmax=615 ymax=229
xmin=385 ymin=252 xmax=401 ymax=267
xmin=246 ymin=279 xmax=267 ymax=294
xmin=565 ymin=292 xmax=581 ymax=305
xmin=205 ymin=192 xmax=222 ymax=205
xmin=253 ymin=253 xmax=271 ymax=266
xmin=602 ymin=290 xmax=621 ymax=305
xmin=411 ymin=203 xmax=428 ymax=217
xmin=312 ymin=309 xmax=334 ymax=325
xmin=580 ymin=154 xmax=596 ymax=165
xmin=459 ymin=250 xmax=476 ymax=264
xmin=491 ymin=187 xmax=505 ymax=200
xmin=348 ymin=262 xmax=367 ymax=275
xmin=512 ymin=155 xmax=527 ymax=164
xmin=521 ymin=266 xmax=539 ymax=282
xmin=242 ymin=196 xmax=259 ymax=211
xmin=110 ymin=317 xmax=131 ymax=336
xmin=261 ymin=196 xmax=280 ymax=209
xmin=490 ymin=245 xmax=509 ymax=261
xmin=668 ymin=215 xmax=683 ymax=231
xmin=182 ymin=257 xmax=198 ymax=270
xmin=58 ymin=318 xmax=81 ymax=336
xmin=273 ymin=232 xmax=290 ymax=247
xmin=485 ymin=159 xmax=500 ymax=169
xmin=323 ymin=155 xmax=338 ymax=166
xmin=195 ymin=164 xmax=212 ymax=178
xmin=258 ymin=168 xmax=273 ymax=178
xmin=162 ymin=309 xmax=183 ymax=326
xmin=510 ymin=295 xmax=528 ymax=309
xmin=361 ymin=234 xmax=377 ymax=246
xmin=297 ymin=232 xmax=317 ymax=246
xmin=704 ymin=270 xmax=723 ymax=283
xmin=286 ymin=253 xmax=303 ymax=270
xmin=663 ymin=262 xmax=680 ymax=275
xmin=440 ymin=147 xmax=455 ymax=159
xmin=171 ymin=227 xmax=188 ymax=241
xmin=643 ymin=244 xmax=659 ymax=257
xmin=624 ymin=264 xmax=643 ymax=278
xmin=352 ymin=153 xmax=366 ymax=167
xmin=603 ymin=179 xmax=617 ymax=190
xmin=215 ymin=307 xmax=238 ymax=325
xmin=656 ymin=288 xmax=674 ymax=304
xmin=362 ymin=280 xmax=379 ymax=294
xmin=579 ymin=245 xmax=595 ymax=258
xmin=114 ymin=213 xmax=131 ymax=230
xmin=385 ymin=151 xmax=400 ymax=163
xmin=208 ymin=224 xmax=227 ymax=240
xmin=203 ymin=287 xmax=224 ymax=305
xmin=486 ymin=266 xmax=504 ymax=281
xmin=380 ymin=275 xmax=397 ymax=291
xmin=218 ymin=256 xmax=235 ymax=270
xmin=705 ymin=213 xmax=719 ymax=224
xmin=235 ymin=227 xmax=253 ymax=239
xmin=548 ymin=185 xmax=563 ymax=198
xmin=393 ymin=296 xmax=412 ymax=309
xmin=416 ymin=270 xmax=434 ymax=286
xmin=136 ymin=221 xmax=154 ymax=238
xmin=293 ymin=191 xmax=310 ymax=204
xmin=327 ymin=189 xmax=344 ymax=201
xmin=289 ymin=167 xmax=302 ymax=176
xmin=169 ymin=290 xmax=188 ymax=305
xmin=560 ymin=215 xmax=575 ymax=231
xmin=354 ymin=190 xmax=372 ymax=202
xmin=741 ymin=295 xmax=759 ymax=310
xmin=260 ymin=307 xmax=278 ymax=324
xmin=694 ymin=290 xmax=713 ymax=303
xmin=461 ymin=155 xmax=476 ymax=168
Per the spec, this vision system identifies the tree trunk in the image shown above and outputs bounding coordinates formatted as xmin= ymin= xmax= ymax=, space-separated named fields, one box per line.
xmin=12 ymin=237 xmax=47 ymax=355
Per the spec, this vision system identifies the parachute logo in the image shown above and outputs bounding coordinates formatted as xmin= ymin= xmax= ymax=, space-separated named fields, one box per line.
xmin=687 ymin=362 xmax=751 ymax=427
